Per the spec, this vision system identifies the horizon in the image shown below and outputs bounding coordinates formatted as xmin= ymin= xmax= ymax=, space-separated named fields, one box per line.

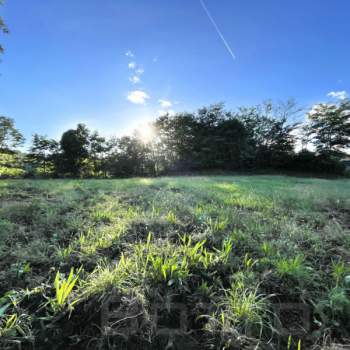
xmin=1 ymin=0 xmax=350 ymax=145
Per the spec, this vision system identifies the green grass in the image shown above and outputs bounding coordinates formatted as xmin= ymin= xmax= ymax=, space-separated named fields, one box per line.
xmin=0 ymin=175 xmax=349 ymax=349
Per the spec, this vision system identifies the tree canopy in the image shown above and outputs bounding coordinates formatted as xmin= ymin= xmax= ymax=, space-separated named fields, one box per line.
xmin=307 ymin=100 xmax=350 ymax=157
xmin=0 ymin=116 xmax=24 ymax=152
xmin=0 ymin=100 xmax=349 ymax=178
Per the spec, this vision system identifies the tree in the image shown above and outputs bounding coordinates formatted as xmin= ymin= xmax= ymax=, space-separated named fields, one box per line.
xmin=0 ymin=116 xmax=24 ymax=151
xmin=58 ymin=124 xmax=109 ymax=177
xmin=0 ymin=116 xmax=25 ymax=178
xmin=59 ymin=124 xmax=90 ymax=176
xmin=88 ymin=130 xmax=107 ymax=175
xmin=154 ymin=104 xmax=249 ymax=171
xmin=0 ymin=0 xmax=9 ymax=56
xmin=307 ymin=100 xmax=350 ymax=157
xmin=106 ymin=136 xmax=150 ymax=177
xmin=238 ymin=101 xmax=299 ymax=168
xmin=27 ymin=134 xmax=58 ymax=176
xmin=154 ymin=113 xmax=197 ymax=171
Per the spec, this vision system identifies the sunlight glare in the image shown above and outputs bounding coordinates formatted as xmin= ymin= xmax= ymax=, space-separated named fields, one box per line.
xmin=136 ymin=123 xmax=155 ymax=143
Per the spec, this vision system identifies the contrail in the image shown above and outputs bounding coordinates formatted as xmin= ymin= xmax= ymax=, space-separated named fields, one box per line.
xmin=199 ymin=0 xmax=236 ymax=61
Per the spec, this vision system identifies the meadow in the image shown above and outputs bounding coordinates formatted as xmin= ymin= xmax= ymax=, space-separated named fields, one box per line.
xmin=0 ymin=175 xmax=349 ymax=349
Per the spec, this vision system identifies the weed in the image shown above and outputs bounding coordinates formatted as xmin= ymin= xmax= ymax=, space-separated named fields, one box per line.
xmin=276 ymin=255 xmax=311 ymax=281
xmin=165 ymin=210 xmax=177 ymax=224
xmin=49 ymin=267 xmax=81 ymax=313
xmin=331 ymin=260 xmax=349 ymax=287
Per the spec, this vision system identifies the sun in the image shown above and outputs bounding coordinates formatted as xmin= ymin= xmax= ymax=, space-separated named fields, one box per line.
xmin=135 ymin=123 xmax=155 ymax=143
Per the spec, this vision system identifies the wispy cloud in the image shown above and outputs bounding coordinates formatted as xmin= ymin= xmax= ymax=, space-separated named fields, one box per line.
xmin=125 ymin=50 xmax=134 ymax=58
xmin=128 ymin=62 xmax=136 ymax=69
xmin=135 ymin=68 xmax=144 ymax=75
xmin=199 ymin=0 xmax=236 ymax=61
xmin=129 ymin=75 xmax=141 ymax=84
xmin=158 ymin=99 xmax=172 ymax=108
xmin=129 ymin=66 xmax=144 ymax=84
xmin=125 ymin=52 xmax=144 ymax=84
xmin=327 ymin=90 xmax=348 ymax=100
xmin=127 ymin=90 xmax=150 ymax=105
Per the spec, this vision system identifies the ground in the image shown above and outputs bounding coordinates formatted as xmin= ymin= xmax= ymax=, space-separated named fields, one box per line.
xmin=0 ymin=175 xmax=349 ymax=349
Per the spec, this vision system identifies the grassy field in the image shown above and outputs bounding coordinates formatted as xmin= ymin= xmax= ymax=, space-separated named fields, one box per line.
xmin=0 ymin=175 xmax=349 ymax=349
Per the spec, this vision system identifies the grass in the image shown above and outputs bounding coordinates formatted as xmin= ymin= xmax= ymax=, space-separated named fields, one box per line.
xmin=0 ymin=175 xmax=349 ymax=349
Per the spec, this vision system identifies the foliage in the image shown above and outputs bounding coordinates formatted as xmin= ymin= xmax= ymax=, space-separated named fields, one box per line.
xmin=49 ymin=267 xmax=81 ymax=313
xmin=0 ymin=116 xmax=24 ymax=152
xmin=287 ymin=150 xmax=346 ymax=174
xmin=0 ymin=0 xmax=8 ymax=56
xmin=0 ymin=151 xmax=25 ymax=178
xmin=26 ymin=134 xmax=58 ymax=177
xmin=307 ymin=100 xmax=350 ymax=157
xmin=1 ymin=98 xmax=349 ymax=178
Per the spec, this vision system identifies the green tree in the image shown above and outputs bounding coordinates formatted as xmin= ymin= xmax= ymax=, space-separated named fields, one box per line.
xmin=27 ymin=134 xmax=58 ymax=176
xmin=112 ymin=136 xmax=150 ymax=176
xmin=154 ymin=113 xmax=197 ymax=170
xmin=0 ymin=116 xmax=25 ymax=178
xmin=59 ymin=124 xmax=90 ymax=177
xmin=88 ymin=130 xmax=107 ymax=175
xmin=307 ymin=100 xmax=350 ymax=157
xmin=58 ymin=124 xmax=108 ymax=177
xmin=238 ymin=101 xmax=299 ymax=168
xmin=0 ymin=0 xmax=9 ymax=56
xmin=0 ymin=116 xmax=24 ymax=151
xmin=154 ymin=104 xmax=249 ymax=171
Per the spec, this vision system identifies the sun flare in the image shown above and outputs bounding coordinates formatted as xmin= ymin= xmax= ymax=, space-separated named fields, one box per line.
xmin=136 ymin=123 xmax=155 ymax=143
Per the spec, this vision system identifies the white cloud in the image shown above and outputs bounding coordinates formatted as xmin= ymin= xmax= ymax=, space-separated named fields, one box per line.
xmin=128 ymin=65 xmax=144 ymax=84
xmin=127 ymin=90 xmax=150 ymax=105
xmin=327 ymin=90 xmax=348 ymax=100
xmin=135 ymin=67 xmax=144 ymax=75
xmin=128 ymin=62 xmax=136 ymax=69
xmin=129 ymin=75 xmax=141 ymax=84
xmin=158 ymin=109 xmax=175 ymax=117
xmin=125 ymin=50 xmax=134 ymax=58
xmin=158 ymin=99 xmax=172 ymax=108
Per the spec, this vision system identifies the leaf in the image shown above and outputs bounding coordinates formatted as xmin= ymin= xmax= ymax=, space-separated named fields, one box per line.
xmin=0 ymin=303 xmax=9 ymax=317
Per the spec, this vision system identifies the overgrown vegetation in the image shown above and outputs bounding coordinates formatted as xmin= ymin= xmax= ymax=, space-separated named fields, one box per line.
xmin=0 ymin=175 xmax=349 ymax=349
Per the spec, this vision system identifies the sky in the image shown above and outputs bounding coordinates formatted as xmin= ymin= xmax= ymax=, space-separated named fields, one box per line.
xmin=0 ymin=0 xmax=349 ymax=145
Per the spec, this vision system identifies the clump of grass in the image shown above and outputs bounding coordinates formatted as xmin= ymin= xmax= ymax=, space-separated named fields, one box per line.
xmin=261 ymin=241 xmax=274 ymax=257
xmin=165 ymin=210 xmax=177 ymax=224
xmin=224 ymin=283 xmax=267 ymax=334
xmin=49 ymin=267 xmax=81 ymax=313
xmin=276 ymin=255 xmax=311 ymax=282
xmin=204 ymin=276 xmax=272 ymax=345
xmin=81 ymin=255 xmax=134 ymax=298
xmin=0 ymin=313 xmax=31 ymax=339
xmin=205 ymin=216 xmax=229 ymax=233
xmin=0 ymin=291 xmax=34 ymax=343
xmin=331 ymin=259 xmax=350 ymax=287
xmin=214 ymin=237 xmax=234 ymax=264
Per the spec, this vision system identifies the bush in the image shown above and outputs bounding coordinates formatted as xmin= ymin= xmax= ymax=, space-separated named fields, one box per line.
xmin=287 ymin=150 xmax=346 ymax=175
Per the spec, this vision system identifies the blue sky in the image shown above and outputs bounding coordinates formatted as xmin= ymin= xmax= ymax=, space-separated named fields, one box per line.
xmin=0 ymin=0 xmax=349 ymax=144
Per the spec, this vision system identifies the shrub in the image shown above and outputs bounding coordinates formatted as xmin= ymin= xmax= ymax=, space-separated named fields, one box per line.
xmin=287 ymin=151 xmax=345 ymax=175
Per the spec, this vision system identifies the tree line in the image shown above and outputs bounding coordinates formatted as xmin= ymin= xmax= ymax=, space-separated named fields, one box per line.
xmin=0 ymin=99 xmax=349 ymax=178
